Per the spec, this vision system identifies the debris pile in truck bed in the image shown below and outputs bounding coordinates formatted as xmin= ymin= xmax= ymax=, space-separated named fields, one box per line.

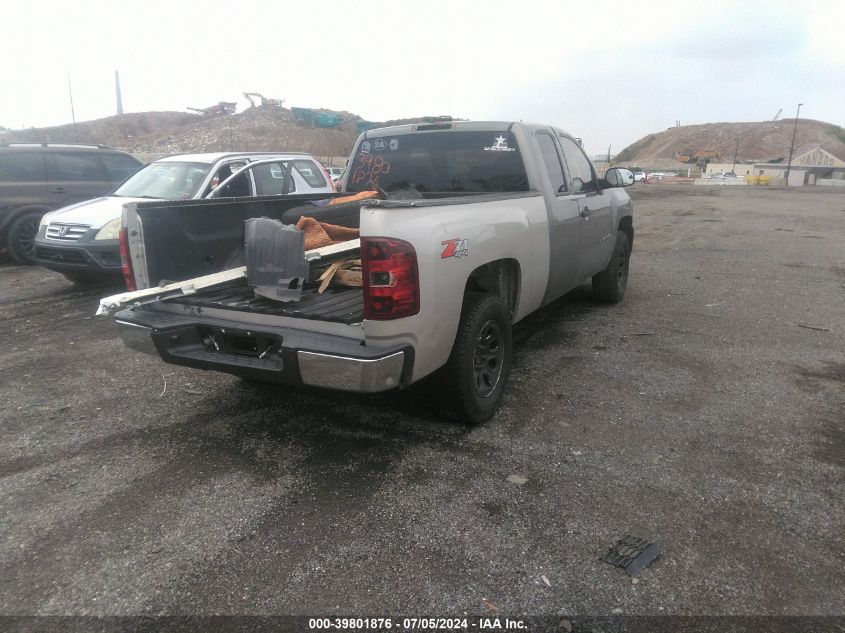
xmin=295 ymin=216 xmax=359 ymax=250
xmin=244 ymin=218 xmax=310 ymax=302
xmin=316 ymin=259 xmax=362 ymax=292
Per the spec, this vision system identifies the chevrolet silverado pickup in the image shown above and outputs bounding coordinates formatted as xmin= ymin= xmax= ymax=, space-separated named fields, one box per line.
xmin=99 ymin=121 xmax=634 ymax=423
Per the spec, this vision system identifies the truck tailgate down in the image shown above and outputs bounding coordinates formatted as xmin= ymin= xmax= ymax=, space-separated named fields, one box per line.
xmin=170 ymin=281 xmax=363 ymax=324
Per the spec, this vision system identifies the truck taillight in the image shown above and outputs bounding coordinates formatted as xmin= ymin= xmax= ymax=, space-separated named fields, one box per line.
xmin=118 ymin=227 xmax=136 ymax=291
xmin=361 ymin=237 xmax=419 ymax=320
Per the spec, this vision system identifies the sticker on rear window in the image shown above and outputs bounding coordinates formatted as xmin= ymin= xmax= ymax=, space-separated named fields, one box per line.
xmin=484 ymin=134 xmax=515 ymax=152
xmin=389 ymin=138 xmax=399 ymax=151
xmin=361 ymin=141 xmax=371 ymax=154
xmin=373 ymin=139 xmax=386 ymax=152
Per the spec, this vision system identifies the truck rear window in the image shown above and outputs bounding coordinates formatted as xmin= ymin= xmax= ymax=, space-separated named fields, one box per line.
xmin=345 ymin=130 xmax=529 ymax=194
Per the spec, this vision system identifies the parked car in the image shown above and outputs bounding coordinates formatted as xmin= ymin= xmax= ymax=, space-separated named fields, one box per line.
xmin=34 ymin=152 xmax=333 ymax=283
xmin=100 ymin=122 xmax=634 ymax=423
xmin=0 ymin=143 xmax=142 ymax=264
xmin=633 ymin=171 xmax=646 ymax=182
xmin=326 ymin=167 xmax=345 ymax=181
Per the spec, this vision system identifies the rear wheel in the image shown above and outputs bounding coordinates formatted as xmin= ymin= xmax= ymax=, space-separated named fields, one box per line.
xmin=6 ymin=212 xmax=43 ymax=264
xmin=441 ymin=292 xmax=513 ymax=424
xmin=592 ymin=230 xmax=630 ymax=303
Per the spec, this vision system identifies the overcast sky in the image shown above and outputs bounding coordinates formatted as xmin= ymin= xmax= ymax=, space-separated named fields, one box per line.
xmin=2 ymin=0 xmax=843 ymax=156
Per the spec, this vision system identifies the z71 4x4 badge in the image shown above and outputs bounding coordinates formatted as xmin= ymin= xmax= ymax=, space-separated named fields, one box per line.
xmin=441 ymin=238 xmax=469 ymax=259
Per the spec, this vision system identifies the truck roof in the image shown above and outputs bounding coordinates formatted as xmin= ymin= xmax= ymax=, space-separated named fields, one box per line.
xmin=360 ymin=120 xmax=576 ymax=142
xmin=362 ymin=121 xmax=516 ymax=137
xmin=156 ymin=151 xmax=312 ymax=164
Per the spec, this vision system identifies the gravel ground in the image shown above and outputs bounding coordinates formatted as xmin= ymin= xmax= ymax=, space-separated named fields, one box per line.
xmin=0 ymin=185 xmax=843 ymax=617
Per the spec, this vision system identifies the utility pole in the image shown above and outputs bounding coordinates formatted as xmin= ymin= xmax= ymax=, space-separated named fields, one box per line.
xmin=732 ymin=138 xmax=739 ymax=173
xmin=67 ymin=71 xmax=79 ymax=142
xmin=115 ymin=70 xmax=124 ymax=115
xmin=606 ymin=144 xmax=612 ymax=168
xmin=784 ymin=103 xmax=803 ymax=187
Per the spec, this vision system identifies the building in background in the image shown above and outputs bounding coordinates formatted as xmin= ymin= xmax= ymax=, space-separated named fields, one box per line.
xmin=752 ymin=146 xmax=845 ymax=186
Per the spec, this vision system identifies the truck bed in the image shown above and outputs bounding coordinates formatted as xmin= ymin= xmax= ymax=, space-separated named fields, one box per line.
xmin=165 ymin=280 xmax=364 ymax=325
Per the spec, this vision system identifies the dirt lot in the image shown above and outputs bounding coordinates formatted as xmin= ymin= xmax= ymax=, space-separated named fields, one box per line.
xmin=0 ymin=185 xmax=843 ymax=617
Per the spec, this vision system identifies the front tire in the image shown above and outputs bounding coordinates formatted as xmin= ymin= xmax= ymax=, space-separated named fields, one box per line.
xmin=6 ymin=212 xmax=44 ymax=264
xmin=592 ymin=230 xmax=630 ymax=303
xmin=441 ymin=292 xmax=513 ymax=424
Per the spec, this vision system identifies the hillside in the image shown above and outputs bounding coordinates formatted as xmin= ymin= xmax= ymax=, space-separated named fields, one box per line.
xmin=0 ymin=112 xmax=199 ymax=149
xmin=0 ymin=107 xmax=456 ymax=164
xmin=0 ymin=107 xmax=361 ymax=162
xmin=615 ymin=119 xmax=845 ymax=169
xmin=122 ymin=106 xmax=363 ymax=160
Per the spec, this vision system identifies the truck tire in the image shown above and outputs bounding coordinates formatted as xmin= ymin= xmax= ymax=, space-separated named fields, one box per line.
xmin=591 ymin=230 xmax=630 ymax=303
xmin=5 ymin=211 xmax=43 ymax=264
xmin=441 ymin=292 xmax=513 ymax=424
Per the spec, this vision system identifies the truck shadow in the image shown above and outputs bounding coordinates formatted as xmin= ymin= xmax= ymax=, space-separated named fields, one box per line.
xmin=234 ymin=282 xmax=603 ymax=431
xmin=2 ymin=285 xmax=612 ymax=610
xmin=227 ymin=283 xmax=602 ymax=430
xmin=512 ymin=283 xmax=598 ymax=353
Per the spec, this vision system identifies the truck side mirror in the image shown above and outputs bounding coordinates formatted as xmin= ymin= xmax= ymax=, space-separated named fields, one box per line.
xmin=604 ymin=167 xmax=634 ymax=188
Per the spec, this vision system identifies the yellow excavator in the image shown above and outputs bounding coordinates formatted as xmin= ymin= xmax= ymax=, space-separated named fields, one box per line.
xmin=243 ymin=93 xmax=284 ymax=108
xmin=674 ymin=148 xmax=721 ymax=172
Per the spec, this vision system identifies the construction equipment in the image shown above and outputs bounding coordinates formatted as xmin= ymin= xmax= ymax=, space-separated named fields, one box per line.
xmin=291 ymin=107 xmax=341 ymax=128
xmin=243 ymin=93 xmax=284 ymax=108
xmin=674 ymin=148 xmax=721 ymax=172
xmin=187 ymin=102 xmax=237 ymax=116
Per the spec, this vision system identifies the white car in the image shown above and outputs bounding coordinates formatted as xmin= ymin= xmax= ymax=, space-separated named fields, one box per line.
xmin=326 ymin=167 xmax=345 ymax=181
xmin=34 ymin=152 xmax=333 ymax=283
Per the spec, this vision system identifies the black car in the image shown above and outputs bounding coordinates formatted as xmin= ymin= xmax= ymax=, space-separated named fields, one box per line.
xmin=0 ymin=143 xmax=142 ymax=263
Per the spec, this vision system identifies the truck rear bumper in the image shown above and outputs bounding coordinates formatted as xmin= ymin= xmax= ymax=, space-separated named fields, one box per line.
xmin=297 ymin=350 xmax=405 ymax=392
xmin=115 ymin=311 xmax=412 ymax=393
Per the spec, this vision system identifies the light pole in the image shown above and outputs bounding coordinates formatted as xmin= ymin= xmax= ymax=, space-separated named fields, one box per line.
xmin=784 ymin=103 xmax=803 ymax=186
xmin=732 ymin=138 xmax=739 ymax=174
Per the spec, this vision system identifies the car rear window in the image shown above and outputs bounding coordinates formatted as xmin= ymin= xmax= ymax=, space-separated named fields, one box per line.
xmin=49 ymin=152 xmax=107 ymax=181
xmin=102 ymin=153 xmax=142 ymax=181
xmin=252 ymin=162 xmax=295 ymax=196
xmin=291 ymin=160 xmax=327 ymax=188
xmin=345 ymin=130 xmax=529 ymax=194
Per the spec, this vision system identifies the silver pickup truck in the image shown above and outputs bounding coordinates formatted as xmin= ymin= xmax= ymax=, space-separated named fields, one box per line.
xmin=100 ymin=121 xmax=634 ymax=423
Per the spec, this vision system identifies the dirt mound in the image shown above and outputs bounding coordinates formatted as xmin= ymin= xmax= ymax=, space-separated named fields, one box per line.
xmin=0 ymin=107 xmax=455 ymax=162
xmin=124 ymin=106 xmax=361 ymax=159
xmin=0 ymin=112 xmax=199 ymax=148
xmin=615 ymin=119 xmax=845 ymax=169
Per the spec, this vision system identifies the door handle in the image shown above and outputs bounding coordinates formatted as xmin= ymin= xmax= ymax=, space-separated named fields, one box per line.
xmin=580 ymin=207 xmax=592 ymax=218
xmin=52 ymin=187 xmax=66 ymax=194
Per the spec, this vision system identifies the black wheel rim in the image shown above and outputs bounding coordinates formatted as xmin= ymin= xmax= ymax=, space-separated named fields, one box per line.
xmin=16 ymin=216 xmax=40 ymax=260
xmin=617 ymin=248 xmax=629 ymax=288
xmin=473 ymin=319 xmax=504 ymax=398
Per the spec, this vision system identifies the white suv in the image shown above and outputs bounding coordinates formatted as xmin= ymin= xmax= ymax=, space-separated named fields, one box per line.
xmin=34 ymin=152 xmax=333 ymax=283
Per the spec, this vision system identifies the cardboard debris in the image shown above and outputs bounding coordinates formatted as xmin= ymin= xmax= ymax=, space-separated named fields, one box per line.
xmin=317 ymin=258 xmax=362 ymax=293
xmin=296 ymin=216 xmax=359 ymax=250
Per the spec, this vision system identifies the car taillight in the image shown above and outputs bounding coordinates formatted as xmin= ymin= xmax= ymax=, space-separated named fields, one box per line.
xmin=118 ymin=227 xmax=136 ymax=291
xmin=361 ymin=237 xmax=419 ymax=320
